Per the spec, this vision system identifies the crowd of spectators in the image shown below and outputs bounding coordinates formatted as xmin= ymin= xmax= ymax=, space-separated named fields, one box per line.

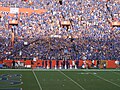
xmin=0 ymin=0 xmax=120 ymax=60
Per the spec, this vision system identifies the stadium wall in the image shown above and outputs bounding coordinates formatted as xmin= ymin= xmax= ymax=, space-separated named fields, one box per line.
xmin=1 ymin=60 xmax=119 ymax=69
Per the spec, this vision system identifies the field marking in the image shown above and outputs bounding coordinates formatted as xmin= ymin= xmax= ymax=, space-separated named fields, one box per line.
xmin=59 ymin=70 xmax=86 ymax=90
xmin=93 ymin=74 xmax=120 ymax=88
xmin=113 ymin=72 xmax=120 ymax=76
xmin=32 ymin=70 xmax=43 ymax=90
xmin=0 ymin=69 xmax=120 ymax=72
xmin=0 ymin=88 xmax=22 ymax=90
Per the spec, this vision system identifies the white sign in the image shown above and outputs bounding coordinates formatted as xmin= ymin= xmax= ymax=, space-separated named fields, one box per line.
xmin=10 ymin=8 xmax=19 ymax=14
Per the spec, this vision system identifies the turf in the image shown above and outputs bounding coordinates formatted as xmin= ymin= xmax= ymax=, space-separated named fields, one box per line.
xmin=0 ymin=69 xmax=120 ymax=90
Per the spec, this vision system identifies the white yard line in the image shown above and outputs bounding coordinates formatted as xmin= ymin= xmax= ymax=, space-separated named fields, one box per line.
xmin=93 ymin=74 xmax=120 ymax=88
xmin=0 ymin=69 xmax=120 ymax=72
xmin=113 ymin=72 xmax=120 ymax=76
xmin=59 ymin=70 xmax=86 ymax=90
xmin=32 ymin=70 xmax=43 ymax=90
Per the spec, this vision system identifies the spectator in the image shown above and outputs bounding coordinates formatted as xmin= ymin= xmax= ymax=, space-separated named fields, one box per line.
xmin=0 ymin=0 xmax=119 ymax=61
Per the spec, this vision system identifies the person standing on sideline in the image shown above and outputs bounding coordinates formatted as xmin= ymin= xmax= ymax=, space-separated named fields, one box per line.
xmin=12 ymin=60 xmax=15 ymax=69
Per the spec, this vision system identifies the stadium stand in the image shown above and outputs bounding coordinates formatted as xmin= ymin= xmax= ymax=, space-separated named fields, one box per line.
xmin=0 ymin=0 xmax=120 ymax=69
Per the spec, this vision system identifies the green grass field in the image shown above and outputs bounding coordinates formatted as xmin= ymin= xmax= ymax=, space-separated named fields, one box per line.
xmin=0 ymin=69 xmax=120 ymax=90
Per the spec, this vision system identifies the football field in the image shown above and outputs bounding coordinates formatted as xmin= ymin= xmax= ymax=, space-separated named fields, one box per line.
xmin=0 ymin=69 xmax=120 ymax=90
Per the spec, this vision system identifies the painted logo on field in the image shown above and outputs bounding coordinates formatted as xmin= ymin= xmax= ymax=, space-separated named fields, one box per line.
xmin=0 ymin=74 xmax=23 ymax=90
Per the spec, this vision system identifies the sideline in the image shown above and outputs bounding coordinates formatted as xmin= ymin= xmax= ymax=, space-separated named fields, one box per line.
xmin=0 ymin=69 xmax=120 ymax=72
